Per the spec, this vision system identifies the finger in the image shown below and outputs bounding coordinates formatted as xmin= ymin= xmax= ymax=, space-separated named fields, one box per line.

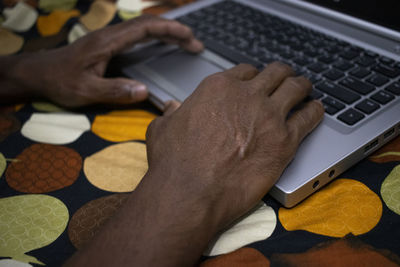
xmin=271 ymin=76 xmax=312 ymax=115
xmin=104 ymin=15 xmax=203 ymax=55
xmin=250 ymin=61 xmax=294 ymax=95
xmin=287 ymin=100 xmax=325 ymax=144
xmin=158 ymin=36 xmax=204 ymax=53
xmin=163 ymin=100 xmax=181 ymax=116
xmin=91 ymin=77 xmax=148 ymax=104
xmin=223 ymin=64 xmax=259 ymax=81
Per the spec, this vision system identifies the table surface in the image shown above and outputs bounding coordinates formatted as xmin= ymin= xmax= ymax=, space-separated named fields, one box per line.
xmin=1 ymin=1 xmax=400 ymax=266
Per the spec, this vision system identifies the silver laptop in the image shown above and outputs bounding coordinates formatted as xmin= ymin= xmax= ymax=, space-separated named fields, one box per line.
xmin=121 ymin=0 xmax=400 ymax=207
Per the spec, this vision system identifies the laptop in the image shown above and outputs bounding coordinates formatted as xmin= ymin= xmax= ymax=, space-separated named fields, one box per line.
xmin=121 ymin=0 xmax=400 ymax=207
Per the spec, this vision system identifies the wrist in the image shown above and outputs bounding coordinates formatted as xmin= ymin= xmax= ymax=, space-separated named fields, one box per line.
xmin=123 ymin=170 xmax=224 ymax=266
xmin=68 ymin=170 xmax=225 ymax=267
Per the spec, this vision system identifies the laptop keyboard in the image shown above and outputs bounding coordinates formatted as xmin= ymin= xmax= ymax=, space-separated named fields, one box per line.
xmin=177 ymin=0 xmax=400 ymax=126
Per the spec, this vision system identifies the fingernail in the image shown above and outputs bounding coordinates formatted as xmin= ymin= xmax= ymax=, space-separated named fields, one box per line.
xmin=194 ymin=39 xmax=204 ymax=52
xmin=314 ymin=99 xmax=324 ymax=107
xmin=131 ymin=84 xmax=147 ymax=99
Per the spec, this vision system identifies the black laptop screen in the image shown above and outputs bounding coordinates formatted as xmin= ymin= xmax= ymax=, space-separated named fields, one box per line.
xmin=301 ymin=0 xmax=400 ymax=32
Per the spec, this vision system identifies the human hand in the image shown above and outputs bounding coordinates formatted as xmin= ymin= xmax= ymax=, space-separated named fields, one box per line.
xmin=64 ymin=62 xmax=324 ymax=267
xmin=145 ymin=62 xmax=324 ymax=231
xmin=163 ymin=99 xmax=181 ymax=115
xmin=8 ymin=15 xmax=203 ymax=107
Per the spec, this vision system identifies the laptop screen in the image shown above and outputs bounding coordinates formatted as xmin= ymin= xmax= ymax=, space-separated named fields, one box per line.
xmin=302 ymin=0 xmax=400 ymax=32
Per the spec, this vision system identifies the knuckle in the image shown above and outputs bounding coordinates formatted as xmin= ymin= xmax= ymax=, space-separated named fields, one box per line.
xmin=299 ymin=75 xmax=313 ymax=88
xmin=169 ymin=19 xmax=185 ymax=28
xmin=314 ymin=100 xmax=325 ymax=115
xmin=290 ymin=112 xmax=310 ymax=141
xmin=270 ymin=61 xmax=294 ymax=75
xmin=285 ymin=76 xmax=311 ymax=94
xmin=245 ymin=64 xmax=259 ymax=75
xmin=135 ymin=14 xmax=155 ymax=23
xmin=285 ymin=76 xmax=302 ymax=88
xmin=309 ymin=101 xmax=325 ymax=122
xmin=82 ymin=31 xmax=110 ymax=49
xmin=107 ymin=84 xmax=125 ymax=99
xmin=131 ymin=14 xmax=159 ymax=29
xmin=297 ymin=111 xmax=309 ymax=128
xmin=263 ymin=105 xmax=280 ymax=122
xmin=203 ymin=73 xmax=230 ymax=87
xmin=238 ymin=63 xmax=257 ymax=71
xmin=277 ymin=129 xmax=291 ymax=145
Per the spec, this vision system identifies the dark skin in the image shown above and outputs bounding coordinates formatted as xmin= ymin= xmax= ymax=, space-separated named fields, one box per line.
xmin=65 ymin=63 xmax=323 ymax=266
xmin=0 ymin=15 xmax=203 ymax=107
xmin=0 ymin=15 xmax=324 ymax=266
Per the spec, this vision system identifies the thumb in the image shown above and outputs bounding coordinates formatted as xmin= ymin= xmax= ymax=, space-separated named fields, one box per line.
xmin=93 ymin=77 xmax=148 ymax=104
xmin=163 ymin=100 xmax=181 ymax=116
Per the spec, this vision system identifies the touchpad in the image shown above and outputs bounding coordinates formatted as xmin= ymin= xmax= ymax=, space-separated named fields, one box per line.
xmin=142 ymin=50 xmax=224 ymax=101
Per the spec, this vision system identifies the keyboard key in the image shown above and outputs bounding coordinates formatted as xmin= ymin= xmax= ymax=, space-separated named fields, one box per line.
xmin=265 ymin=43 xmax=285 ymax=53
xmin=371 ymin=90 xmax=395 ymax=104
xmin=366 ymin=74 xmax=390 ymax=86
xmin=287 ymin=37 xmax=303 ymax=51
xmin=355 ymin=56 xmax=376 ymax=67
xmin=304 ymin=73 xmax=321 ymax=84
xmin=259 ymin=55 xmax=275 ymax=64
xmin=349 ymin=45 xmax=363 ymax=53
xmin=355 ymin=99 xmax=380 ymax=114
xmin=333 ymin=60 xmax=353 ymax=71
xmin=339 ymin=77 xmax=375 ymax=95
xmin=280 ymin=50 xmax=295 ymax=59
xmin=316 ymin=81 xmax=360 ymax=104
xmin=178 ymin=16 xmax=197 ymax=27
xmin=364 ymin=50 xmax=378 ymax=58
xmin=234 ymin=39 xmax=250 ymax=50
xmin=385 ymin=82 xmax=400 ymax=95
xmin=339 ymin=50 xmax=359 ymax=60
xmin=379 ymin=56 xmax=394 ymax=65
xmin=289 ymin=42 xmax=304 ymax=51
xmin=292 ymin=65 xmax=305 ymax=75
xmin=323 ymin=104 xmax=338 ymax=115
xmin=319 ymin=54 xmax=336 ymax=64
xmin=336 ymin=40 xmax=349 ymax=47
xmin=293 ymin=56 xmax=313 ymax=66
xmin=303 ymin=47 xmax=320 ymax=57
xmin=246 ymin=45 xmax=262 ymax=57
xmin=309 ymin=39 xmax=325 ymax=48
xmin=323 ymin=69 xmax=345 ymax=81
xmin=308 ymin=62 xmax=329 ymax=73
xmin=324 ymin=45 xmax=340 ymax=54
xmin=310 ymin=89 xmax=323 ymax=99
xmin=322 ymin=96 xmax=345 ymax=111
xmin=372 ymin=64 xmax=400 ymax=78
xmin=338 ymin=109 xmax=365 ymax=125
xmin=349 ymin=67 xmax=371 ymax=79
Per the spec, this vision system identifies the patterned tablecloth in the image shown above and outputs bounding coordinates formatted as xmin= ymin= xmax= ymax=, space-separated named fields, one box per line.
xmin=1 ymin=1 xmax=400 ymax=266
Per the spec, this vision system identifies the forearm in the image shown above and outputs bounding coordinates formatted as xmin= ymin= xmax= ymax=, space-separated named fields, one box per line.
xmin=65 ymin=171 xmax=222 ymax=267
